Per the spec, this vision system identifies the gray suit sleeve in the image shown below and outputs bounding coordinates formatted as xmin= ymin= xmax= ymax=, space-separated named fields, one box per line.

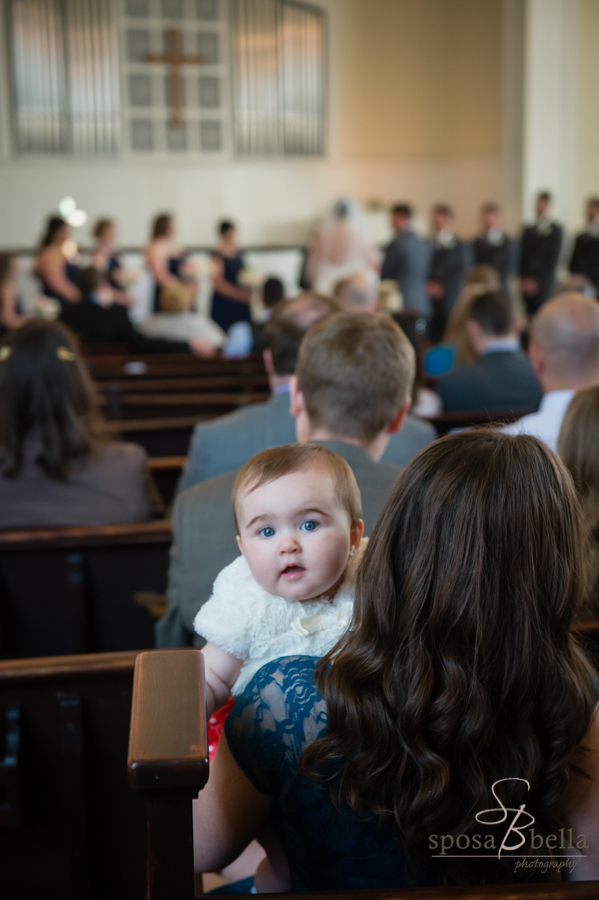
xmin=176 ymin=425 xmax=203 ymax=496
xmin=155 ymin=491 xmax=206 ymax=649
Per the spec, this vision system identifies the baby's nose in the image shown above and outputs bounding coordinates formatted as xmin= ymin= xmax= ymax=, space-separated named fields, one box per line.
xmin=279 ymin=534 xmax=301 ymax=552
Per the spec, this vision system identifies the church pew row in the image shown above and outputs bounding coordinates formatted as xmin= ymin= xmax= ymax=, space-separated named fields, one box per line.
xmin=0 ymin=521 xmax=172 ymax=659
xmin=106 ymin=415 xmax=205 ymax=456
xmin=129 ymin=649 xmax=599 ymax=900
xmin=147 ymin=455 xmax=187 ymax=506
xmin=418 ymin=409 xmax=532 ymax=437
xmin=0 ymin=650 xmax=148 ymax=899
xmin=85 ymin=351 xmax=267 ymax=383
xmin=99 ymin=390 xmax=269 ymax=421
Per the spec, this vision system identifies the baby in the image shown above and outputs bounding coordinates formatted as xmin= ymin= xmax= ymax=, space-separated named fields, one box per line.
xmin=194 ymin=442 xmax=366 ymax=891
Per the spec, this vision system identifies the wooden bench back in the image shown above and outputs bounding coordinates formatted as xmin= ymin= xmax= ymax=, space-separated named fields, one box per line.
xmin=0 ymin=521 xmax=171 ymax=658
xmin=0 ymin=650 xmax=148 ymax=899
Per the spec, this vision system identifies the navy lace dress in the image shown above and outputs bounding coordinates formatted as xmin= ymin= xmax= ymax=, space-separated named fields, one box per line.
xmin=225 ymin=655 xmax=438 ymax=891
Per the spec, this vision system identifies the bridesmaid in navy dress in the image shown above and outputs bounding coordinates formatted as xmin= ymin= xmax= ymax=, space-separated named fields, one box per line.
xmin=210 ymin=221 xmax=252 ymax=333
xmin=144 ymin=213 xmax=189 ymax=312
xmin=90 ymin=218 xmax=133 ymax=306
xmin=0 ymin=253 xmax=29 ymax=336
xmin=34 ymin=217 xmax=81 ymax=308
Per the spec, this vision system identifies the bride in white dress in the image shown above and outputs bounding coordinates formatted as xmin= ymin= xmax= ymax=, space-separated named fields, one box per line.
xmin=307 ymin=198 xmax=379 ymax=295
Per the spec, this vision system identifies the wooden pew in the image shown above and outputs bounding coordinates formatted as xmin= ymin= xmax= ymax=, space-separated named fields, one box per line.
xmin=147 ymin=455 xmax=187 ymax=506
xmin=0 ymin=521 xmax=171 ymax=659
xmin=129 ymin=649 xmax=599 ymax=900
xmin=86 ymin=352 xmax=267 ymax=384
xmin=106 ymin=416 xmax=204 ymax=456
xmin=0 ymin=650 xmax=148 ymax=899
xmin=100 ymin=390 xmax=269 ymax=421
xmin=418 ymin=409 xmax=533 ymax=437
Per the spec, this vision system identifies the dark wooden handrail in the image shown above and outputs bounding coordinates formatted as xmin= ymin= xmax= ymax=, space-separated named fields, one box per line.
xmin=128 ymin=649 xmax=208 ymax=900
xmin=0 ymin=650 xmax=141 ymax=684
xmin=0 ymin=519 xmax=172 ymax=550
xmin=100 ymin=391 xmax=268 ymax=408
xmin=97 ymin=375 xmax=269 ymax=394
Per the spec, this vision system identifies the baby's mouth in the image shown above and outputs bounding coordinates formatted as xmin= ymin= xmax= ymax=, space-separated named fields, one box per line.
xmin=281 ymin=564 xmax=306 ymax=580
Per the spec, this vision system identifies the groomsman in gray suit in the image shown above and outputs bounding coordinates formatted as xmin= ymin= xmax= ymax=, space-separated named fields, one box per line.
xmin=156 ymin=312 xmax=415 ymax=648
xmin=178 ymin=292 xmax=436 ymax=492
xmin=381 ymin=203 xmax=432 ymax=317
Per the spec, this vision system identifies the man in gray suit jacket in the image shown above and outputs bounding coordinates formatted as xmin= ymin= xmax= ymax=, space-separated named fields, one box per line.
xmin=178 ymin=292 xmax=435 ymax=490
xmin=156 ymin=311 xmax=415 ymax=648
xmin=381 ymin=203 xmax=432 ymax=317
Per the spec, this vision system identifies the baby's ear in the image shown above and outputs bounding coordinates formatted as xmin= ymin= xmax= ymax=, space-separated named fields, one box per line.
xmin=349 ymin=518 xmax=364 ymax=554
xmin=236 ymin=535 xmax=245 ymax=557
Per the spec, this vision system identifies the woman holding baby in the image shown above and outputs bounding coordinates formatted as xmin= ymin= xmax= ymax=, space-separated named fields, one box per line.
xmin=194 ymin=430 xmax=599 ymax=889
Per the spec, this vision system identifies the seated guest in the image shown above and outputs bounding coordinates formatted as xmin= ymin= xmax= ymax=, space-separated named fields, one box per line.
xmin=425 ymin=264 xmax=501 ymax=376
xmin=61 ymin=268 xmax=216 ymax=356
xmin=333 ymin=271 xmax=378 ymax=311
xmin=210 ymin=220 xmax=253 ymax=332
xmin=194 ymin=429 xmax=599 ymax=889
xmin=221 ymin=276 xmax=286 ymax=358
xmin=177 ymin=294 xmax=435 ymax=493
xmin=0 ymin=320 xmax=162 ymax=528
xmin=34 ymin=216 xmax=81 ymax=307
xmin=503 ymin=293 xmax=599 ymax=451
xmin=157 ymin=311 xmax=415 ymax=648
xmin=558 ymin=385 xmax=599 ymax=620
xmin=0 ymin=253 xmax=29 ymax=334
xmin=437 ymin=291 xmax=542 ymax=413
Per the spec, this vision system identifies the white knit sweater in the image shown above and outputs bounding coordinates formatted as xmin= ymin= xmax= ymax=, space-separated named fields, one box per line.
xmin=193 ymin=539 xmax=367 ymax=695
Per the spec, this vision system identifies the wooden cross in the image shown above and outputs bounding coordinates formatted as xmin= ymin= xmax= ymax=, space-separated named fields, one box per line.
xmin=145 ymin=28 xmax=203 ymax=127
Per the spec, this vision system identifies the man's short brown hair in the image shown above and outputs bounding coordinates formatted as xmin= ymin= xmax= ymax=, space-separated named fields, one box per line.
xmin=296 ymin=312 xmax=415 ymax=443
xmin=232 ymin=443 xmax=362 ymax=531
xmin=263 ymin=293 xmax=340 ymax=376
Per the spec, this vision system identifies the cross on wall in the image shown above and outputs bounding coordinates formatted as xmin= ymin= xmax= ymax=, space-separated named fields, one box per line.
xmin=145 ymin=28 xmax=203 ymax=127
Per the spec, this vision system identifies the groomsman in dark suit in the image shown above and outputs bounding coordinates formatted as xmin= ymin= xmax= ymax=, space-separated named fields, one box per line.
xmin=519 ymin=191 xmax=563 ymax=316
xmin=472 ymin=202 xmax=512 ymax=290
xmin=570 ymin=197 xmax=599 ymax=293
xmin=427 ymin=203 xmax=466 ymax=343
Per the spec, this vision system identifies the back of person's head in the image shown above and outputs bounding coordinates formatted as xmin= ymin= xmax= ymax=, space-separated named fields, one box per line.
xmin=219 ymin=220 xmax=235 ymax=236
xmin=391 ymin=203 xmax=412 ymax=219
xmin=333 ymin=199 xmax=350 ymax=219
xmin=262 ymin=277 xmax=285 ymax=309
xmin=151 ymin=213 xmax=172 ymax=239
xmin=468 ymin=290 xmax=514 ymax=337
xmin=40 ymin=216 xmax=68 ymax=248
xmin=296 ymin=312 xmax=415 ymax=442
xmin=263 ymin=293 xmax=339 ymax=376
xmin=93 ymin=218 xmax=113 ymax=240
xmin=76 ymin=267 xmax=101 ymax=297
xmin=303 ymin=428 xmax=596 ymax=884
xmin=333 ymin=273 xmax=377 ymax=311
xmin=531 ymin=293 xmax=599 ymax=383
xmin=0 ymin=320 xmax=103 ymax=480
xmin=465 ymin=264 xmax=500 ymax=289
xmin=555 ymin=275 xmax=596 ymax=299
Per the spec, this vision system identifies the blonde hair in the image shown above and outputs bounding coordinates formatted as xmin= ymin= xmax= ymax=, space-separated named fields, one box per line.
xmin=232 ymin=443 xmax=362 ymax=532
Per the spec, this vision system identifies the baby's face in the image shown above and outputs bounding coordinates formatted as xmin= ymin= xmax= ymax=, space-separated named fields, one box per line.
xmin=236 ymin=467 xmax=362 ymax=602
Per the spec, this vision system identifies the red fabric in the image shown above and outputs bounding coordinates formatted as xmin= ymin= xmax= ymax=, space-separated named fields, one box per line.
xmin=207 ymin=696 xmax=236 ymax=761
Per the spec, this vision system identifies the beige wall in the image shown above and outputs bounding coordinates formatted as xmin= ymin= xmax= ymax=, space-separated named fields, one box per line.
xmin=337 ymin=0 xmax=503 ymax=160
xmin=574 ymin=0 xmax=599 ymax=227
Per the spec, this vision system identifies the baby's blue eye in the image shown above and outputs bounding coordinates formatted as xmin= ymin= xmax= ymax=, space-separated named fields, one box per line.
xmin=301 ymin=520 xmax=318 ymax=532
xmin=259 ymin=526 xmax=276 ymax=537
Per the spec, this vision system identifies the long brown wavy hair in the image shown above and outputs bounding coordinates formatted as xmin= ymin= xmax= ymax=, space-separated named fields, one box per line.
xmin=558 ymin=385 xmax=599 ymax=620
xmin=0 ymin=319 xmax=105 ymax=480
xmin=302 ymin=429 xmax=597 ymax=884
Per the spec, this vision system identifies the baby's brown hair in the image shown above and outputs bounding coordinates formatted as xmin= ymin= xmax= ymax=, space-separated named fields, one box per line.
xmin=232 ymin=443 xmax=362 ymax=532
